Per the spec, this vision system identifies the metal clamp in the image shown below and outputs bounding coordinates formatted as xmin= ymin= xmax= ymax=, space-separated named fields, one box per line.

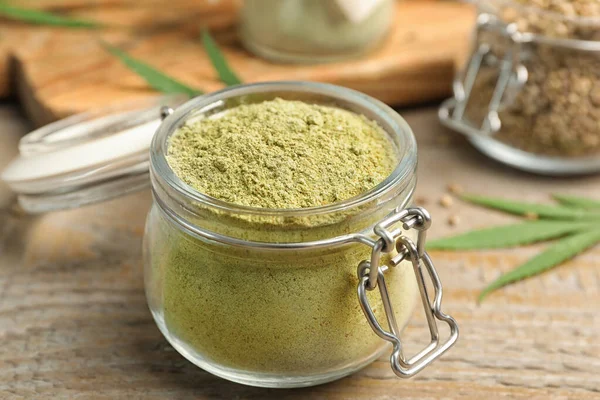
xmin=440 ymin=13 xmax=528 ymax=137
xmin=357 ymin=207 xmax=459 ymax=378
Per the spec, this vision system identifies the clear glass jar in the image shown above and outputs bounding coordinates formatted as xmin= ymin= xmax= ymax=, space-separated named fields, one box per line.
xmin=144 ymin=82 xmax=457 ymax=387
xmin=239 ymin=0 xmax=395 ymax=63
xmin=1 ymin=81 xmax=458 ymax=388
xmin=439 ymin=0 xmax=600 ymax=175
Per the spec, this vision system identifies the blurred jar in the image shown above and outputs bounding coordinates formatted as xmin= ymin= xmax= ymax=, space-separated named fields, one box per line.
xmin=439 ymin=0 xmax=600 ymax=175
xmin=239 ymin=0 xmax=395 ymax=63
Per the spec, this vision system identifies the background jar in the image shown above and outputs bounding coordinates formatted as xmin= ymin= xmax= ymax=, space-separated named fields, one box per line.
xmin=144 ymin=82 xmax=443 ymax=388
xmin=439 ymin=0 xmax=600 ymax=175
xmin=239 ymin=0 xmax=395 ymax=63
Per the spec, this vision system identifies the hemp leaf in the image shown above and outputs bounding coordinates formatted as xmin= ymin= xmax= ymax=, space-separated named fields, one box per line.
xmin=553 ymin=193 xmax=600 ymax=209
xmin=0 ymin=3 xmax=103 ymax=28
xmin=461 ymin=193 xmax=600 ymax=220
xmin=478 ymin=229 xmax=600 ymax=302
xmin=102 ymin=32 xmax=242 ymax=96
xmin=430 ymin=194 xmax=600 ymax=302
xmin=427 ymin=220 xmax=596 ymax=250
xmin=201 ymin=30 xmax=242 ymax=86
xmin=102 ymin=43 xmax=202 ymax=97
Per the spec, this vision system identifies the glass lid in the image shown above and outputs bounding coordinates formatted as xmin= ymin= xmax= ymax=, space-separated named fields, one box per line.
xmin=1 ymin=95 xmax=187 ymax=213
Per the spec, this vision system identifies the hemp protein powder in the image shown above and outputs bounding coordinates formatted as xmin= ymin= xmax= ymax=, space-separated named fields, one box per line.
xmin=148 ymin=98 xmax=418 ymax=374
xmin=166 ymin=98 xmax=397 ymax=209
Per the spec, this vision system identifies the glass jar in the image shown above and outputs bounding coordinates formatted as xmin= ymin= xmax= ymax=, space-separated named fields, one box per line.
xmin=439 ymin=0 xmax=600 ymax=175
xmin=239 ymin=0 xmax=395 ymax=63
xmin=2 ymin=82 xmax=458 ymax=388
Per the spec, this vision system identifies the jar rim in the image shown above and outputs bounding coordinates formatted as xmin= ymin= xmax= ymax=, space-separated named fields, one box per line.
xmin=150 ymin=81 xmax=418 ymax=219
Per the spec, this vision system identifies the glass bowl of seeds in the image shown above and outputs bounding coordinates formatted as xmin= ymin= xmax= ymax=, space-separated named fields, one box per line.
xmin=439 ymin=0 xmax=600 ymax=175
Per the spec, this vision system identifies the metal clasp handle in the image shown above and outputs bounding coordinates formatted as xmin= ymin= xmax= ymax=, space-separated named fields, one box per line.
xmin=440 ymin=13 xmax=528 ymax=136
xmin=357 ymin=207 xmax=459 ymax=378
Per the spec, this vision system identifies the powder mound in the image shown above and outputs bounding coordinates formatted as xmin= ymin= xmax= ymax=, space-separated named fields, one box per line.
xmin=167 ymin=98 xmax=397 ymax=209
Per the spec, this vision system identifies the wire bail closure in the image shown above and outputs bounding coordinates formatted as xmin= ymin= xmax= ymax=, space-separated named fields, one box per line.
xmin=357 ymin=207 xmax=459 ymax=378
xmin=438 ymin=12 xmax=528 ymax=138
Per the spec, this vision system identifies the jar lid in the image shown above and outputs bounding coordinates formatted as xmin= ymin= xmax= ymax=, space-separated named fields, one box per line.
xmin=1 ymin=95 xmax=187 ymax=213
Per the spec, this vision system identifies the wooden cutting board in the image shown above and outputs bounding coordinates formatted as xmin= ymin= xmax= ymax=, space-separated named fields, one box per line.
xmin=0 ymin=0 xmax=475 ymax=126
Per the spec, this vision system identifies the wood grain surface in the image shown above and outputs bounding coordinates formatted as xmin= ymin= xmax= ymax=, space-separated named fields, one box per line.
xmin=0 ymin=0 xmax=475 ymax=126
xmin=0 ymin=103 xmax=599 ymax=399
xmin=0 ymin=0 xmax=236 ymax=97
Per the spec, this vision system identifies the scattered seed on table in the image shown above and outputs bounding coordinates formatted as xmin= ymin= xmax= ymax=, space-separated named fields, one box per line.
xmin=447 ymin=183 xmax=464 ymax=195
xmin=448 ymin=215 xmax=460 ymax=226
xmin=415 ymin=196 xmax=428 ymax=206
xmin=439 ymin=195 xmax=453 ymax=208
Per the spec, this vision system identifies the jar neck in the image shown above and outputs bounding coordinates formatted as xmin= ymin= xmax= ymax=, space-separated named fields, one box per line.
xmin=149 ymin=82 xmax=418 ymax=244
xmin=151 ymin=170 xmax=416 ymax=245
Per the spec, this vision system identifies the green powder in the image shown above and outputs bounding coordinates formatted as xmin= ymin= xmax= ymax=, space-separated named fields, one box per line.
xmin=147 ymin=214 xmax=418 ymax=375
xmin=147 ymin=99 xmax=418 ymax=379
xmin=166 ymin=98 xmax=396 ymax=209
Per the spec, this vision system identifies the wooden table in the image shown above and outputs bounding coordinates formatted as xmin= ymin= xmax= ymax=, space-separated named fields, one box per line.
xmin=1 ymin=102 xmax=599 ymax=399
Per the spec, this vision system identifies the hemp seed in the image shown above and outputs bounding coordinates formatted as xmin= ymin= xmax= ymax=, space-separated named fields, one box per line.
xmin=439 ymin=194 xmax=454 ymax=208
xmin=448 ymin=215 xmax=460 ymax=226
xmin=447 ymin=183 xmax=464 ymax=195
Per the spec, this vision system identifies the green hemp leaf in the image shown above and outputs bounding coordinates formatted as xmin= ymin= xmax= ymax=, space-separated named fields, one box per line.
xmin=429 ymin=194 xmax=600 ymax=302
xmin=103 ymin=32 xmax=243 ymax=96
xmin=478 ymin=229 xmax=600 ymax=302
xmin=103 ymin=43 xmax=202 ymax=97
xmin=0 ymin=3 xmax=103 ymax=28
xmin=201 ymin=30 xmax=242 ymax=86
